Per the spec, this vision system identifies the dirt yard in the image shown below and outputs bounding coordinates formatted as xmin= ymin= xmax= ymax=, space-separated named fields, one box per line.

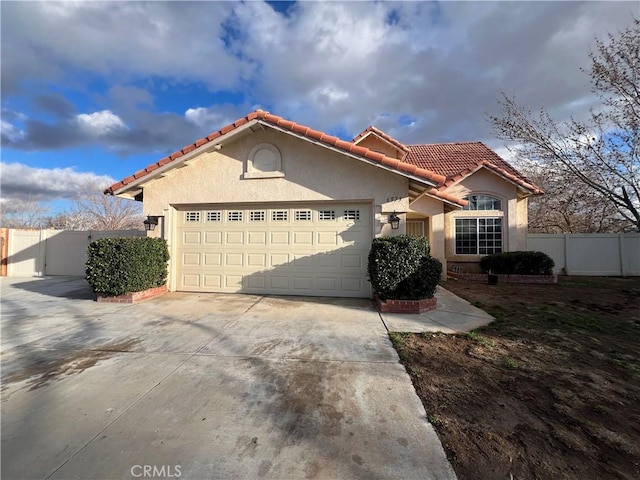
xmin=390 ymin=276 xmax=640 ymax=480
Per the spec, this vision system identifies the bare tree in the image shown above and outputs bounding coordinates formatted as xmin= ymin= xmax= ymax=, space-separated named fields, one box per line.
xmin=50 ymin=183 xmax=143 ymax=231
xmin=0 ymin=196 xmax=49 ymax=229
xmin=516 ymin=160 xmax=628 ymax=233
xmin=489 ymin=19 xmax=640 ymax=232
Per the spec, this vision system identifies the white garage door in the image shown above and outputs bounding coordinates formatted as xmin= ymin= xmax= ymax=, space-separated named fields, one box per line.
xmin=175 ymin=203 xmax=372 ymax=297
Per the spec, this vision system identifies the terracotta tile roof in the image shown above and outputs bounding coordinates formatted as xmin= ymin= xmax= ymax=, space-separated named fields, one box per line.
xmin=352 ymin=126 xmax=411 ymax=153
xmin=405 ymin=142 xmax=542 ymax=194
xmin=105 ymin=110 xmax=446 ymax=195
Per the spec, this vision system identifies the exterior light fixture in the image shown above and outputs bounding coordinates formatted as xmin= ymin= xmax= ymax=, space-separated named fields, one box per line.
xmin=143 ymin=215 xmax=165 ymax=240
xmin=143 ymin=216 xmax=158 ymax=231
xmin=389 ymin=212 xmax=400 ymax=230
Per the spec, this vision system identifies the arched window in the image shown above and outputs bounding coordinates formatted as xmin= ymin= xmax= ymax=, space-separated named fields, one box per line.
xmin=462 ymin=194 xmax=502 ymax=211
xmin=243 ymin=143 xmax=285 ymax=179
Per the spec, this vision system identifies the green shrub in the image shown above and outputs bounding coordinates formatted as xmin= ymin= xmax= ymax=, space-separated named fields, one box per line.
xmin=391 ymin=256 xmax=442 ymax=300
xmin=480 ymin=251 xmax=554 ymax=275
xmin=85 ymin=237 xmax=169 ymax=296
xmin=367 ymin=235 xmax=440 ymax=300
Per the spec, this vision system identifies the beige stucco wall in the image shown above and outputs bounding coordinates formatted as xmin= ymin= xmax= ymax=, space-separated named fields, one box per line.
xmin=142 ymin=127 xmax=411 ymax=287
xmin=442 ymin=168 xmax=529 ymax=272
xmin=145 ymin=127 xmax=408 ymax=226
xmin=409 ymin=195 xmax=446 ymax=272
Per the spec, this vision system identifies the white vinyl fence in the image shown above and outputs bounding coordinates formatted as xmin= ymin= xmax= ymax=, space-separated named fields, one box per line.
xmin=527 ymin=233 xmax=640 ymax=276
xmin=5 ymin=229 xmax=146 ymax=277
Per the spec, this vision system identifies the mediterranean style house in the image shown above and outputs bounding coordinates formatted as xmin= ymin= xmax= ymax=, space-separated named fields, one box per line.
xmin=106 ymin=110 xmax=541 ymax=297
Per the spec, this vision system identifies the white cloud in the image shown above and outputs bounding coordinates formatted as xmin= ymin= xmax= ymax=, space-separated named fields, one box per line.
xmin=2 ymin=0 xmax=636 ymax=152
xmin=184 ymin=108 xmax=229 ymax=130
xmin=0 ymin=162 xmax=116 ymax=204
xmin=75 ymin=110 xmax=126 ymax=136
xmin=1 ymin=120 xmax=25 ymax=142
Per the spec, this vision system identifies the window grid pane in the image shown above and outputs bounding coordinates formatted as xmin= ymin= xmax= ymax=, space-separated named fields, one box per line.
xmin=272 ymin=210 xmax=288 ymax=221
xmin=455 ymin=217 xmax=502 ymax=255
xmin=249 ymin=211 xmax=265 ymax=222
xmin=185 ymin=212 xmax=200 ymax=222
xmin=455 ymin=218 xmax=477 ymax=255
xmin=343 ymin=210 xmax=360 ymax=220
xmin=462 ymin=194 xmax=502 ymax=211
xmin=227 ymin=211 xmax=243 ymax=222
xmin=206 ymin=211 xmax=221 ymax=222
xmin=318 ymin=210 xmax=336 ymax=220
xmin=478 ymin=218 xmax=503 ymax=255
xmin=295 ymin=210 xmax=312 ymax=221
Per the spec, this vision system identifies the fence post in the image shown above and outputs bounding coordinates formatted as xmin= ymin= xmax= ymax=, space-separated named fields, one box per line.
xmin=619 ymin=233 xmax=626 ymax=277
xmin=563 ymin=234 xmax=569 ymax=275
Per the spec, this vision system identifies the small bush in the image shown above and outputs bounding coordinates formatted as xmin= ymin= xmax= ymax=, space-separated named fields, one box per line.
xmin=86 ymin=237 xmax=169 ymax=297
xmin=367 ymin=235 xmax=440 ymax=300
xmin=391 ymin=255 xmax=442 ymax=300
xmin=480 ymin=251 xmax=554 ymax=275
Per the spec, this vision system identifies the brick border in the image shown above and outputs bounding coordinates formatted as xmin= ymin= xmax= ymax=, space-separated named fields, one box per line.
xmin=374 ymin=295 xmax=437 ymax=314
xmin=447 ymin=271 xmax=557 ymax=284
xmin=96 ymin=285 xmax=168 ymax=303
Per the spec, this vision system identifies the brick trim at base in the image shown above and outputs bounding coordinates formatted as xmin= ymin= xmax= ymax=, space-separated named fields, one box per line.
xmin=447 ymin=272 xmax=557 ymax=284
xmin=374 ymin=295 xmax=437 ymax=314
xmin=97 ymin=285 xmax=168 ymax=303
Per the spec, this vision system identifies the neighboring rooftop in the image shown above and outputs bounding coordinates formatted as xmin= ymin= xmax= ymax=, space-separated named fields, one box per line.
xmin=405 ymin=142 xmax=542 ymax=194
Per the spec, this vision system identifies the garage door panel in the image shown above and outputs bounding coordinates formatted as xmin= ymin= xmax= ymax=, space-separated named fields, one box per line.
xmin=182 ymin=274 xmax=200 ymax=288
xmin=248 ymin=231 xmax=267 ymax=244
xmin=293 ymin=254 xmax=313 ymax=267
xmin=317 ymin=231 xmax=337 ymax=245
xmin=226 ymin=232 xmax=244 ymax=244
xmin=246 ymin=275 xmax=266 ymax=289
xmin=203 ymin=275 xmax=221 ymax=288
xmin=183 ymin=231 xmax=201 ymax=245
xmin=176 ymin=203 xmax=371 ymax=297
xmin=269 ymin=276 xmax=289 ymax=290
xmin=270 ymin=253 xmax=290 ymax=267
xmin=183 ymin=253 xmax=201 ymax=266
xmin=225 ymin=253 xmax=244 ymax=266
xmin=204 ymin=231 xmax=222 ymax=244
xmin=341 ymin=278 xmax=363 ymax=292
xmin=204 ymin=253 xmax=222 ymax=266
xmin=225 ymin=275 xmax=242 ymax=288
xmin=293 ymin=231 xmax=313 ymax=245
xmin=341 ymin=254 xmax=362 ymax=268
xmin=270 ymin=231 xmax=289 ymax=244
xmin=247 ymin=253 xmax=267 ymax=267
xmin=317 ymin=253 xmax=338 ymax=267
xmin=293 ymin=276 xmax=313 ymax=291
xmin=317 ymin=277 xmax=337 ymax=291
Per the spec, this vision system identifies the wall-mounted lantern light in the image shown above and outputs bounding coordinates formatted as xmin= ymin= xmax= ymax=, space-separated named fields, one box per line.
xmin=143 ymin=215 xmax=165 ymax=240
xmin=389 ymin=212 xmax=400 ymax=230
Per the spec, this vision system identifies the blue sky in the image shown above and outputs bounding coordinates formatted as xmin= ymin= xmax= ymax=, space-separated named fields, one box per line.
xmin=1 ymin=1 xmax=636 ymax=216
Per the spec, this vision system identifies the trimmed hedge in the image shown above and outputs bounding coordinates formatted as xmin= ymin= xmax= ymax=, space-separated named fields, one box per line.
xmin=86 ymin=237 xmax=169 ymax=297
xmin=392 ymin=255 xmax=442 ymax=300
xmin=367 ymin=235 xmax=441 ymax=300
xmin=479 ymin=251 xmax=554 ymax=275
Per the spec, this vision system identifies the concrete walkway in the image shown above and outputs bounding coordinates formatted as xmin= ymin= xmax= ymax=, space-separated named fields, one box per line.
xmin=381 ymin=286 xmax=494 ymax=333
xmin=1 ymin=277 xmax=488 ymax=479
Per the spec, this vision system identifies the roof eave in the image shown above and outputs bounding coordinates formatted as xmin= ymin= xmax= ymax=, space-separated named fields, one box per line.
xmin=107 ymin=120 xmax=260 ymax=197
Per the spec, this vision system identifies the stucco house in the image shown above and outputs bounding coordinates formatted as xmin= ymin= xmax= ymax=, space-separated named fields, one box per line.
xmin=106 ymin=110 xmax=541 ymax=297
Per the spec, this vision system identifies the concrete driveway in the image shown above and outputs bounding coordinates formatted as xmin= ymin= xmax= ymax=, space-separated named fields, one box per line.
xmin=1 ymin=276 xmax=457 ymax=480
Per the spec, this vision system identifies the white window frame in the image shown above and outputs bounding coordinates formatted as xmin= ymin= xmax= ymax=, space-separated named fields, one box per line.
xmin=455 ymin=217 xmax=503 ymax=255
